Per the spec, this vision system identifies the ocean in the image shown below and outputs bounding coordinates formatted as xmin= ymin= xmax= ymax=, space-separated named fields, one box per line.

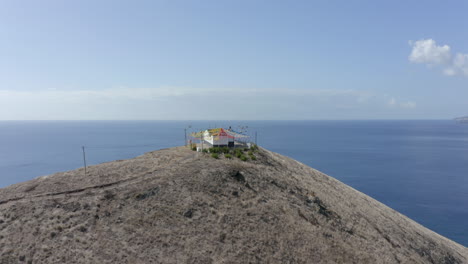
xmin=0 ymin=120 xmax=467 ymax=246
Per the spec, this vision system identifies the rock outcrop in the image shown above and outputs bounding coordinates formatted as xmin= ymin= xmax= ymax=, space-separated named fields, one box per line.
xmin=0 ymin=147 xmax=467 ymax=263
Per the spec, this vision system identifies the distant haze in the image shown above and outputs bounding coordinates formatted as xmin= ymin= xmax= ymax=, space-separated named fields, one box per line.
xmin=0 ymin=1 xmax=467 ymax=120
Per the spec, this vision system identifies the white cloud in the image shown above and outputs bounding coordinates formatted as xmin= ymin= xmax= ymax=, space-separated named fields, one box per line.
xmin=409 ymin=38 xmax=468 ymax=77
xmin=387 ymin=96 xmax=416 ymax=109
xmin=443 ymin=68 xmax=457 ymax=76
xmin=409 ymin=39 xmax=451 ymax=65
xmin=400 ymin=101 xmax=416 ymax=109
xmin=453 ymin=53 xmax=468 ymax=76
xmin=0 ymin=87 xmax=416 ymax=120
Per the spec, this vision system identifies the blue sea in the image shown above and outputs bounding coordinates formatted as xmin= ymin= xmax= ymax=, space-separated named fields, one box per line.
xmin=0 ymin=120 xmax=467 ymax=246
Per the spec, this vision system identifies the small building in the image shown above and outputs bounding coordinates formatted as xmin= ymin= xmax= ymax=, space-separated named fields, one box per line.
xmin=202 ymin=128 xmax=235 ymax=147
xmin=190 ymin=127 xmax=250 ymax=149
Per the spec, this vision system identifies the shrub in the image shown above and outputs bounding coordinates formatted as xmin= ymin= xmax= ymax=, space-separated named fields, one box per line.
xmin=240 ymin=155 xmax=248 ymax=161
xmin=211 ymin=153 xmax=219 ymax=159
xmin=225 ymin=154 xmax=232 ymax=159
xmin=221 ymin=147 xmax=230 ymax=154
xmin=248 ymin=150 xmax=253 ymax=155
xmin=250 ymin=144 xmax=259 ymax=151
xmin=202 ymin=148 xmax=208 ymax=153
xmin=191 ymin=146 xmax=197 ymax=151
xmin=250 ymin=155 xmax=257 ymax=161
xmin=209 ymin=147 xmax=222 ymax=153
xmin=103 ymin=190 xmax=115 ymax=200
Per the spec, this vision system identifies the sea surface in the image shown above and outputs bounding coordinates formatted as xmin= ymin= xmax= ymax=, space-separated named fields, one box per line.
xmin=0 ymin=120 xmax=467 ymax=246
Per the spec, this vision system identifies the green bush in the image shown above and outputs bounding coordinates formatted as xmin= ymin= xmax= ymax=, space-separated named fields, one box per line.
xmin=191 ymin=146 xmax=197 ymax=151
xmin=225 ymin=154 xmax=232 ymax=159
xmin=248 ymin=150 xmax=253 ymax=155
xmin=240 ymin=155 xmax=248 ymax=161
xmin=211 ymin=147 xmax=223 ymax=153
xmin=211 ymin=153 xmax=219 ymax=159
xmin=221 ymin=147 xmax=230 ymax=154
xmin=250 ymin=155 xmax=257 ymax=161
xmin=202 ymin=148 xmax=208 ymax=153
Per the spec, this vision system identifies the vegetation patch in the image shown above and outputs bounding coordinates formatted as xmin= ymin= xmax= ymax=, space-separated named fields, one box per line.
xmin=311 ymin=197 xmax=333 ymax=219
xmin=223 ymin=147 xmax=230 ymax=153
xmin=134 ymin=187 xmax=159 ymax=201
xmin=209 ymin=147 xmax=220 ymax=153
xmin=200 ymin=144 xmax=259 ymax=161
xmin=103 ymin=190 xmax=115 ymax=200
xmin=231 ymin=171 xmax=245 ymax=182
xmin=234 ymin=149 xmax=243 ymax=158
xmin=183 ymin=209 xmax=193 ymax=218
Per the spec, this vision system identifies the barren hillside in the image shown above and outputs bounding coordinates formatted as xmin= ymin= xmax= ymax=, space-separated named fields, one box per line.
xmin=0 ymin=146 xmax=466 ymax=263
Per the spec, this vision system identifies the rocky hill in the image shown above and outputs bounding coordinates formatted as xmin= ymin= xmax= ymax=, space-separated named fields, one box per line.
xmin=0 ymin=147 xmax=466 ymax=263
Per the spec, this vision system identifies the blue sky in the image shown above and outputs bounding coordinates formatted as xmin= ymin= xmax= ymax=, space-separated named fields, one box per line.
xmin=0 ymin=0 xmax=467 ymax=120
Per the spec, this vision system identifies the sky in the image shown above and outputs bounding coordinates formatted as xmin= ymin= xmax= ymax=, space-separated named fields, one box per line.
xmin=0 ymin=0 xmax=467 ymax=120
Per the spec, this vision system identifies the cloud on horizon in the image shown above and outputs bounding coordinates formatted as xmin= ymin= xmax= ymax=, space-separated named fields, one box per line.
xmin=409 ymin=39 xmax=468 ymax=77
xmin=0 ymin=87 xmax=416 ymax=120
xmin=387 ymin=97 xmax=416 ymax=109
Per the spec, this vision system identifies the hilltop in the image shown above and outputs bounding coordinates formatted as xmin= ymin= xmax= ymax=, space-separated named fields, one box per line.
xmin=0 ymin=146 xmax=467 ymax=263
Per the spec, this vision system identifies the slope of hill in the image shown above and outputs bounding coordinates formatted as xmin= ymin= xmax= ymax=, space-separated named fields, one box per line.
xmin=0 ymin=147 xmax=466 ymax=263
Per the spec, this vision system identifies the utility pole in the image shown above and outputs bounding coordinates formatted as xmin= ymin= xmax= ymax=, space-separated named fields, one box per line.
xmin=82 ymin=146 xmax=87 ymax=175
xmin=185 ymin=125 xmax=192 ymax=148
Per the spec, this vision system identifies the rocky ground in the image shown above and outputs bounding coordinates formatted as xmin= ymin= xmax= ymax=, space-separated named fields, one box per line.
xmin=0 ymin=146 xmax=467 ymax=263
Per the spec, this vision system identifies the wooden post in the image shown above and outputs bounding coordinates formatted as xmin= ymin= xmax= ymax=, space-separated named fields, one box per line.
xmin=184 ymin=128 xmax=187 ymax=147
xmin=82 ymin=146 xmax=87 ymax=175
